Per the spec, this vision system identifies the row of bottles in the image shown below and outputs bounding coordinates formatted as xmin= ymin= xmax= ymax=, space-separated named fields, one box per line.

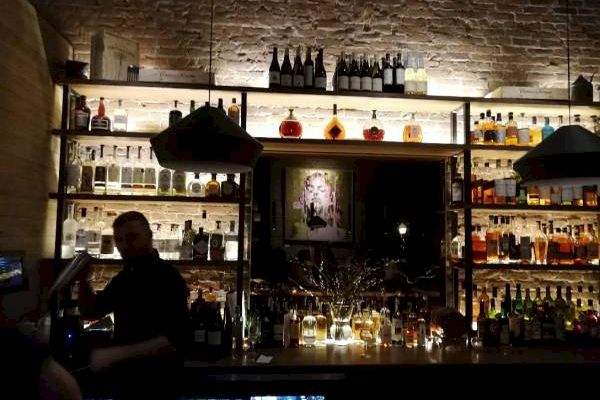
xmin=466 ymin=283 xmax=600 ymax=346
xmin=451 ymin=216 xmax=600 ymax=265
xmin=65 ymin=142 xmax=242 ymax=200
xmin=61 ymin=204 xmax=244 ymax=262
xmin=279 ymin=105 xmax=422 ymax=142
xmin=268 ymin=46 xmax=427 ymax=94
xmin=71 ymin=96 xmax=241 ymax=132
xmin=188 ymin=289 xmax=235 ymax=359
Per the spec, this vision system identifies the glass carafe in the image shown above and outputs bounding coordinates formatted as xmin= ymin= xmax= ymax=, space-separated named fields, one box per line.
xmin=279 ymin=108 xmax=303 ymax=139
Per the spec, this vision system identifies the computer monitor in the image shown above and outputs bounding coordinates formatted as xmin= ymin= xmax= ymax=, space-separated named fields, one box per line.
xmin=0 ymin=251 xmax=27 ymax=293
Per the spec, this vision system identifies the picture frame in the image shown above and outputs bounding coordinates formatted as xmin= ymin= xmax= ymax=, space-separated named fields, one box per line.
xmin=283 ymin=167 xmax=353 ymax=243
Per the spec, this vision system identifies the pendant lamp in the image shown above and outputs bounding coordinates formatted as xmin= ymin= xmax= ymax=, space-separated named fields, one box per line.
xmin=513 ymin=0 xmax=600 ymax=190
xmin=150 ymin=0 xmax=263 ymax=173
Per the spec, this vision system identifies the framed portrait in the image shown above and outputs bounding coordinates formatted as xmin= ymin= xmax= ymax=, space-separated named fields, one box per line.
xmin=284 ymin=167 xmax=353 ymax=243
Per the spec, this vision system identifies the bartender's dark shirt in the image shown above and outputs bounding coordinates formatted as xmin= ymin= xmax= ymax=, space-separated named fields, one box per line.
xmin=94 ymin=251 xmax=189 ymax=399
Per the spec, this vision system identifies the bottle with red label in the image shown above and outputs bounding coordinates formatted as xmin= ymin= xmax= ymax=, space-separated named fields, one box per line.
xmin=363 ymin=110 xmax=385 ymax=141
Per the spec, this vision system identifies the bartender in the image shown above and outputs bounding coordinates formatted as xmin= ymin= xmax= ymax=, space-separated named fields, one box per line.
xmin=78 ymin=211 xmax=189 ymax=399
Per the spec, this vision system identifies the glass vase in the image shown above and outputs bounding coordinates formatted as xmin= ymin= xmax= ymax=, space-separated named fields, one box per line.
xmin=329 ymin=303 xmax=354 ymax=346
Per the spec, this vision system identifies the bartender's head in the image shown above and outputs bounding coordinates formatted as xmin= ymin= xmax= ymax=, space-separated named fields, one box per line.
xmin=113 ymin=211 xmax=154 ymax=259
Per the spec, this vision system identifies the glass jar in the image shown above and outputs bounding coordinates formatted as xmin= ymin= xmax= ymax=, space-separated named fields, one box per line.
xmin=279 ymin=108 xmax=303 ymax=139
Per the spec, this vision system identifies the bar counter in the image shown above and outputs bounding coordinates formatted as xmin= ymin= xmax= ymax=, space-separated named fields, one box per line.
xmin=179 ymin=345 xmax=600 ymax=398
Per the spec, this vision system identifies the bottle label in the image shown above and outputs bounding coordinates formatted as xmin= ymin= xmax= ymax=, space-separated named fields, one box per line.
xmin=383 ymin=69 xmax=393 ymax=85
xmin=281 ymin=74 xmax=292 ymax=87
xmin=505 ymin=179 xmax=516 ymax=197
xmin=372 ymin=78 xmax=383 ymax=92
xmin=133 ymin=168 xmax=144 ymax=184
xmin=473 ymin=240 xmax=486 ymax=253
xmin=494 ymin=179 xmax=507 ymax=196
xmin=91 ymin=118 xmax=110 ymax=131
xmin=80 ymin=166 xmax=94 ymax=192
xmin=395 ymin=68 xmax=405 ymax=85
xmin=121 ymin=167 xmax=133 ymax=186
xmin=113 ymin=115 xmax=127 ymax=130
xmin=452 ymin=183 xmax=462 ymax=202
xmin=207 ymin=331 xmax=221 ymax=346
xmin=338 ymin=75 xmax=349 ymax=90
xmin=269 ymin=71 xmax=280 ymax=85
xmin=66 ymin=164 xmax=80 ymax=187
xmin=506 ymin=126 xmax=518 ymax=139
xmin=144 ymin=168 xmax=156 ymax=186
xmin=189 ymin=182 xmax=203 ymax=196
xmin=74 ymin=110 xmax=90 ymax=129
xmin=360 ymin=76 xmax=372 ymax=91
xmin=350 ymin=76 xmax=361 ymax=90
xmin=410 ymin=126 xmax=419 ymax=138
xmin=158 ymin=170 xmax=171 ymax=191
xmin=304 ymin=66 xmax=314 ymax=86
xmin=293 ymin=75 xmax=304 ymax=88
xmin=518 ymin=128 xmax=529 ymax=145
xmin=108 ymin=165 xmax=120 ymax=183
xmin=315 ymin=77 xmax=327 ymax=89
xmin=495 ymin=128 xmax=506 ymax=143
xmin=210 ymin=234 xmax=223 ymax=249
xmin=100 ymin=235 xmax=114 ymax=255
xmin=194 ymin=329 xmax=206 ymax=343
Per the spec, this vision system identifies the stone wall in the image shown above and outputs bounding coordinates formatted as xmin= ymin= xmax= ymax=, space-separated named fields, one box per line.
xmin=29 ymin=0 xmax=600 ymax=96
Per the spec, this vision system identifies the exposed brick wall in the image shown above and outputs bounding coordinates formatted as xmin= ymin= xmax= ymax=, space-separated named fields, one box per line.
xmin=29 ymin=0 xmax=600 ymax=96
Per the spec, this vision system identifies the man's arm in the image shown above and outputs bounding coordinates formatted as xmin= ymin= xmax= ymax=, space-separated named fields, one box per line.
xmin=77 ymin=272 xmax=115 ymax=320
xmin=89 ymin=336 xmax=175 ymax=372
xmin=38 ymin=358 xmax=83 ymax=400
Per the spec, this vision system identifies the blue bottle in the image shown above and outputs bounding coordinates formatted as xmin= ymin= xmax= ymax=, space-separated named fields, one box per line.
xmin=542 ymin=116 xmax=554 ymax=140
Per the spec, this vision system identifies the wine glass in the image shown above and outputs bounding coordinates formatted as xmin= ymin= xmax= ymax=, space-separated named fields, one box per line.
xmin=247 ymin=312 xmax=261 ymax=351
xmin=359 ymin=327 xmax=373 ymax=359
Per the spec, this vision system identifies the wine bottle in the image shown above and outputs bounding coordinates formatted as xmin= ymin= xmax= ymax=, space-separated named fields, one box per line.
xmin=383 ymin=53 xmax=394 ymax=92
xmin=292 ymin=46 xmax=304 ymax=88
xmin=371 ymin=56 xmax=383 ymax=93
xmin=350 ymin=54 xmax=361 ymax=91
xmin=269 ymin=47 xmax=281 ymax=88
xmin=360 ymin=55 xmax=372 ymax=91
xmin=280 ymin=48 xmax=293 ymax=88
xmin=395 ymin=52 xmax=405 ymax=93
xmin=324 ymin=104 xmax=345 ymax=140
xmin=168 ymin=100 xmax=182 ymax=128
xmin=314 ymin=48 xmax=327 ymax=90
xmin=304 ymin=47 xmax=314 ymax=89
xmin=337 ymin=52 xmax=349 ymax=91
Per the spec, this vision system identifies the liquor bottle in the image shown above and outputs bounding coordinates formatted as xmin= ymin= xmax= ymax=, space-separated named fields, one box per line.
xmin=529 ymin=116 xmax=542 ymax=146
xmin=113 ymin=99 xmax=128 ymax=132
xmin=289 ymin=308 xmax=300 ymax=348
xmin=383 ymin=53 xmax=394 ymax=92
xmin=209 ymin=220 xmax=225 ymax=262
xmin=415 ymin=54 xmax=427 ymax=95
xmin=205 ymin=173 xmax=221 ymax=198
xmin=187 ymin=173 xmax=204 ymax=197
xmin=227 ymin=98 xmax=240 ymax=125
xmin=269 ymin=47 xmax=281 ymax=88
xmin=315 ymin=302 xmax=328 ymax=343
xmin=172 ymin=170 xmax=187 ymax=196
xmin=62 ymin=203 xmax=78 ymax=258
xmin=517 ymin=112 xmax=529 ymax=146
xmin=189 ymin=100 xmax=196 ymax=114
xmin=583 ymin=185 xmax=598 ymax=207
xmin=190 ymin=293 xmax=207 ymax=356
xmin=486 ymin=216 xmax=500 ymax=263
xmin=404 ymin=52 xmax=417 ymax=94
xmin=105 ymin=145 xmax=120 ymax=194
xmin=394 ymin=52 xmax=405 ymax=93
xmin=119 ymin=146 xmax=132 ymax=194
xmin=533 ymin=221 xmax=548 ymax=264
xmin=472 ymin=225 xmax=487 ymax=263
xmin=93 ymin=145 xmax=107 ymax=194
xmin=542 ymin=116 xmax=554 ymax=140
xmin=73 ymin=96 xmax=91 ymax=130
xmin=360 ymin=55 xmax=372 ymax=91
xmin=332 ymin=55 xmax=339 ymax=91
xmin=505 ymin=112 xmax=518 ymax=145
xmin=143 ymin=148 xmax=156 ymax=194
xmin=494 ymin=160 xmax=506 ymax=205
xmin=217 ymin=98 xmax=225 ymax=114
xmin=324 ymin=104 xmax=345 ymax=140
xmin=471 ymin=120 xmax=483 ymax=144
xmin=90 ymin=97 xmax=111 ymax=131
xmin=180 ymin=220 xmax=195 ymax=260
xmin=349 ymin=54 xmax=361 ymax=91
xmin=224 ymin=221 xmax=238 ymax=261
xmin=157 ymin=167 xmax=172 ymax=196
xmin=505 ymin=160 xmax=517 ymax=205
xmin=482 ymin=110 xmax=494 ymax=144
xmin=292 ymin=46 xmax=304 ymax=88
xmin=279 ymin=108 xmax=303 ymax=139
xmin=280 ymin=48 xmax=293 ymax=88
xmin=337 ymin=53 xmax=349 ymax=91
xmin=314 ymin=48 xmax=327 ymax=90
xmin=362 ymin=110 xmax=384 ymax=141
xmin=371 ymin=56 xmax=383 ymax=92
xmin=193 ymin=227 xmax=209 ymax=262
xmin=301 ymin=302 xmax=317 ymax=347
xmin=132 ymin=146 xmax=145 ymax=192
xmin=495 ymin=113 xmax=506 ymax=144
xmin=86 ymin=207 xmax=102 ymax=256
xmin=65 ymin=141 xmax=82 ymax=193
xmin=451 ymin=172 xmax=464 ymax=205
xmin=169 ymin=100 xmax=182 ymax=128
xmin=221 ymin=174 xmax=239 ymax=201
xmin=74 ymin=207 xmax=89 ymax=254
xmin=303 ymin=47 xmax=314 ymax=89
xmin=207 ymin=305 xmax=224 ymax=356
xmin=402 ymin=112 xmax=423 ymax=143
xmin=586 ymin=299 xmax=598 ymax=339
xmin=99 ymin=211 xmax=116 ymax=259
xmin=391 ymin=297 xmax=404 ymax=345
xmin=586 ymin=224 xmax=599 ymax=264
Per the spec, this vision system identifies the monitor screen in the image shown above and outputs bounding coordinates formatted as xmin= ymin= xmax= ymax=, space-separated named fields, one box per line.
xmin=0 ymin=251 xmax=26 ymax=293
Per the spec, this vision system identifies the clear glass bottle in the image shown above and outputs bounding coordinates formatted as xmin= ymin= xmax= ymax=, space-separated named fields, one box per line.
xmin=120 ymin=146 xmax=133 ymax=194
xmin=106 ymin=145 xmax=121 ymax=194
xmin=90 ymin=97 xmax=111 ymax=131
xmin=403 ymin=112 xmax=422 ymax=143
xmin=404 ymin=52 xmax=417 ymax=94
xmin=495 ymin=113 xmax=506 ymax=144
xmin=450 ymin=229 xmax=465 ymax=261
xmin=65 ymin=141 xmax=82 ymax=193
xmin=74 ymin=207 xmax=89 ymax=254
xmin=93 ymin=146 xmax=106 ymax=194
xmin=112 ymin=99 xmax=128 ymax=132
xmin=61 ymin=203 xmax=78 ymax=258
xmin=187 ymin=173 xmax=204 ymax=197
xmin=324 ymin=104 xmax=346 ymax=140
xmin=86 ymin=207 xmax=103 ymax=256
xmin=180 ymin=220 xmax=195 ymax=260
xmin=362 ymin=110 xmax=385 ymax=141
xmin=224 ymin=221 xmax=238 ymax=261
xmin=517 ymin=112 xmax=529 ymax=146
xmin=415 ymin=54 xmax=428 ymax=95
xmin=157 ymin=167 xmax=172 ymax=196
xmin=99 ymin=210 xmax=116 ymax=259
xmin=279 ymin=109 xmax=303 ymax=139
xmin=131 ymin=146 xmax=145 ymax=193
xmin=302 ymin=302 xmax=317 ymax=347
xmin=172 ymin=170 xmax=187 ymax=196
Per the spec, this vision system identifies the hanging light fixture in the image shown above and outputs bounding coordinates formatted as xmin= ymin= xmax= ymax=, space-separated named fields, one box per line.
xmin=151 ymin=0 xmax=263 ymax=173
xmin=513 ymin=0 xmax=600 ymax=190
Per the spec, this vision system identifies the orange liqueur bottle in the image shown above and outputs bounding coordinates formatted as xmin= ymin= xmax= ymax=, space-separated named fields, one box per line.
xmin=324 ymin=104 xmax=345 ymax=140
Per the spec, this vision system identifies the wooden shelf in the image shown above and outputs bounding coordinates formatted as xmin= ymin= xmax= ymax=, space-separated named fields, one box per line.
xmin=260 ymin=138 xmax=464 ymax=160
xmin=52 ymin=129 xmax=156 ymax=140
xmin=49 ymin=192 xmax=243 ymax=205
xmin=454 ymin=262 xmax=600 ymax=271
xmin=450 ymin=203 xmax=600 ymax=214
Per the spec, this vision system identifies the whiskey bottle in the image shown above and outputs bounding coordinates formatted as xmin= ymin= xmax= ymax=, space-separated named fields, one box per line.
xmin=337 ymin=53 xmax=349 ymax=91
xmin=90 ymin=97 xmax=111 ymax=131
xmin=495 ymin=113 xmax=506 ymax=144
xmin=485 ymin=216 xmax=500 ymax=263
xmin=324 ymin=104 xmax=345 ymax=140
xmin=227 ymin=98 xmax=240 ymax=125
xmin=314 ymin=48 xmax=327 ymax=90
xmin=280 ymin=48 xmax=293 ymax=88
xmin=269 ymin=47 xmax=281 ymax=88
xmin=483 ymin=110 xmax=494 ymax=144
xmin=169 ymin=100 xmax=182 ymax=127
xmin=112 ymin=99 xmax=128 ymax=132
xmin=402 ymin=112 xmax=423 ymax=143
xmin=505 ymin=112 xmax=518 ymax=145
xmin=472 ymin=225 xmax=487 ymax=263
xmin=73 ymin=95 xmax=91 ymax=130
xmin=303 ymin=47 xmax=314 ymax=89
xmin=292 ymin=46 xmax=304 ymax=88
xmin=362 ymin=110 xmax=384 ymax=141
xmin=205 ymin=173 xmax=221 ymax=198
